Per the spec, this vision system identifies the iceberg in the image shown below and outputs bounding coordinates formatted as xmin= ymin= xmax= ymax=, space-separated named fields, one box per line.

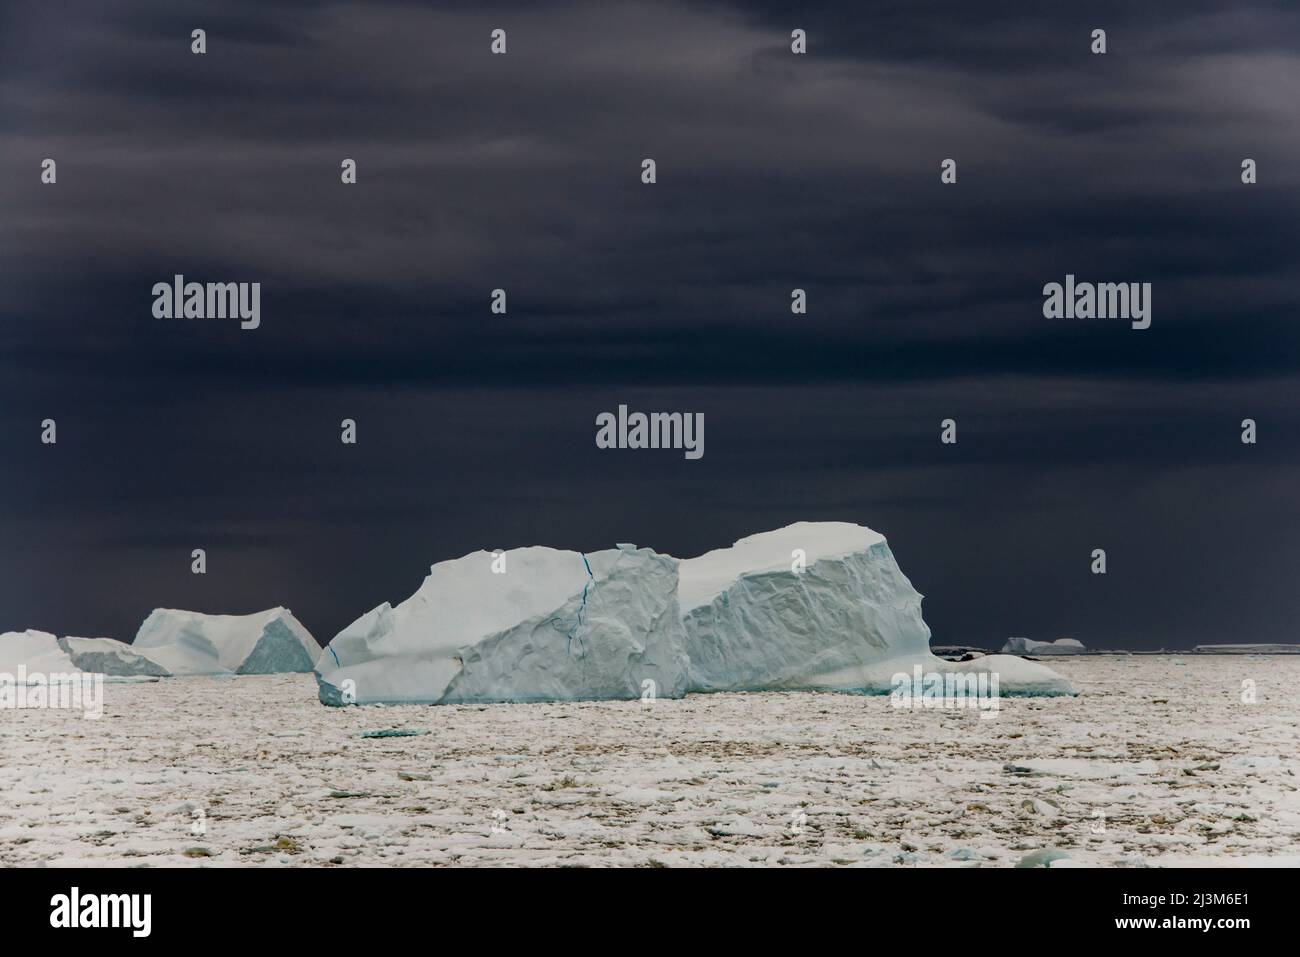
xmin=679 ymin=523 xmax=1073 ymax=695
xmin=315 ymin=545 xmax=689 ymax=705
xmin=317 ymin=522 xmax=1073 ymax=705
xmin=1 ymin=630 xmax=164 ymax=685
xmin=680 ymin=523 xmax=929 ymax=691
xmin=133 ymin=607 xmax=318 ymax=676
xmin=1192 ymin=643 xmax=1300 ymax=654
xmin=1001 ymin=637 xmax=1087 ymax=656
xmin=0 ymin=630 xmax=82 ymax=679
xmin=59 ymin=636 xmax=171 ymax=677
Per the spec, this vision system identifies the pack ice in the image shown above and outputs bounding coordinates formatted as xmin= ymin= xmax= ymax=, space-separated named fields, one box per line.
xmin=316 ymin=522 xmax=1072 ymax=705
xmin=133 ymin=607 xmax=318 ymax=676
xmin=680 ymin=523 xmax=1073 ymax=695
xmin=315 ymin=545 xmax=688 ymax=705
xmin=1001 ymin=637 xmax=1087 ymax=656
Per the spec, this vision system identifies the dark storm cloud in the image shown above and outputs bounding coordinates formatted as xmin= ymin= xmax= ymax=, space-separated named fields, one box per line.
xmin=4 ymin=0 xmax=1298 ymax=368
xmin=1 ymin=0 xmax=1297 ymax=649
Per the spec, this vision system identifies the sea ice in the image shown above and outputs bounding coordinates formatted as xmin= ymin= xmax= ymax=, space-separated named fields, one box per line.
xmin=4 ymin=658 xmax=1297 ymax=867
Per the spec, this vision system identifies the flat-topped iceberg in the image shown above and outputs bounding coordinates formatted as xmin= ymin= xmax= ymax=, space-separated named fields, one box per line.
xmin=133 ymin=607 xmax=318 ymax=676
xmin=315 ymin=545 xmax=689 ymax=705
xmin=1193 ymin=643 xmax=1300 ymax=654
xmin=1002 ymin=637 xmax=1087 ymax=656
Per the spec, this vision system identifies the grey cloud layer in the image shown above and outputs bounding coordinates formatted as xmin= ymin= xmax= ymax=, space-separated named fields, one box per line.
xmin=1 ymin=0 xmax=1297 ymax=648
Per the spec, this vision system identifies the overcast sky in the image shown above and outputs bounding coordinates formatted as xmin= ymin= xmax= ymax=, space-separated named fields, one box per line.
xmin=2 ymin=0 xmax=1298 ymax=650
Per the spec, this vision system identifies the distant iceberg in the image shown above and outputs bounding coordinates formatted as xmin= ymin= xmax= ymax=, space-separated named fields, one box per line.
xmin=1002 ymin=637 xmax=1087 ymax=656
xmin=59 ymin=636 xmax=170 ymax=677
xmin=133 ymin=607 xmax=318 ymax=676
xmin=1192 ymin=643 xmax=1300 ymax=654
xmin=316 ymin=523 xmax=1074 ymax=705
xmin=0 ymin=629 xmax=82 ymax=679
xmin=2 ymin=613 xmax=314 ymax=682
xmin=0 ymin=629 xmax=164 ymax=685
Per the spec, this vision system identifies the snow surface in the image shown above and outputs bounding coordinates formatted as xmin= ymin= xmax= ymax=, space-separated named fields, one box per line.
xmin=2 ymin=656 xmax=1296 ymax=867
xmin=1002 ymin=637 xmax=1087 ymax=656
xmin=60 ymin=637 xmax=170 ymax=677
xmin=315 ymin=547 xmax=689 ymax=705
xmin=677 ymin=522 xmax=885 ymax=611
xmin=133 ymin=608 xmax=318 ymax=676
xmin=0 ymin=630 xmax=81 ymax=678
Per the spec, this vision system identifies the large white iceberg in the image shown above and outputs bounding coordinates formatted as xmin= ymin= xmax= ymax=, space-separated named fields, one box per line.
xmin=315 ymin=545 xmax=689 ymax=705
xmin=680 ymin=523 xmax=1073 ymax=695
xmin=316 ymin=522 xmax=1073 ymax=705
xmin=133 ymin=607 xmax=318 ymax=676
xmin=1001 ymin=637 xmax=1087 ymax=656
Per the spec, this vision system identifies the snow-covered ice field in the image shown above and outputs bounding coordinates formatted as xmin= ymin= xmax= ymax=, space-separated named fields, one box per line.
xmin=2 ymin=655 xmax=1297 ymax=867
